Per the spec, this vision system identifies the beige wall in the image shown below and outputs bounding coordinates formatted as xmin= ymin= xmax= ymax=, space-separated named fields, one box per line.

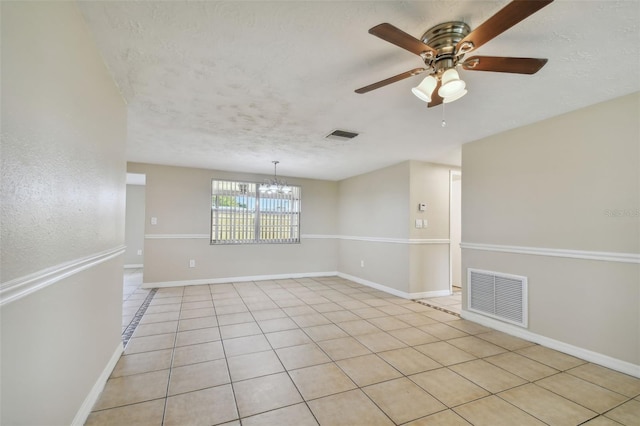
xmin=337 ymin=161 xmax=457 ymax=296
xmin=125 ymin=184 xmax=146 ymax=266
xmin=461 ymin=93 xmax=640 ymax=368
xmin=127 ymin=163 xmax=338 ymax=284
xmin=1 ymin=2 xmax=126 ymax=424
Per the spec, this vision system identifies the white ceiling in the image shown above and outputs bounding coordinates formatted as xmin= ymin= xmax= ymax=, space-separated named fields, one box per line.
xmin=79 ymin=1 xmax=640 ymax=181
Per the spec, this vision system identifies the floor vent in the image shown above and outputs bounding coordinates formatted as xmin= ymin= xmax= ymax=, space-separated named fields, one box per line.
xmin=467 ymin=268 xmax=528 ymax=328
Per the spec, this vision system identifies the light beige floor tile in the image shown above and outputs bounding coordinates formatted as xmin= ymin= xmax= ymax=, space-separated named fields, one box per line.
xmin=499 ymin=383 xmax=597 ymax=425
xmin=265 ymin=329 xmax=312 ymax=349
xmin=338 ymin=300 xmax=370 ymax=310
xmin=454 ymin=395 xmax=546 ymax=426
xmin=289 ymin=362 xmax=357 ymax=400
xmin=484 ymin=351 xmax=558 ymax=381
xmin=322 ymin=310 xmax=360 ymax=323
xmin=410 ymin=367 xmax=490 ymax=407
xmin=223 ymin=334 xmax=272 ymax=357
xmin=307 ymin=389 xmax=394 ymax=426
xmin=336 ymin=354 xmax=403 ymax=386
xmin=245 ymin=301 xmax=279 ymax=311
xmin=132 ymin=321 xmax=178 ymax=338
xmin=363 ymin=377 xmax=446 ymax=424
xmin=93 ymin=370 xmax=170 ymax=410
xmin=140 ymin=311 xmax=180 ymax=324
xmin=218 ymin=312 xmax=254 ymax=325
xmin=537 ymin=373 xmax=628 ymax=413
xmin=150 ymin=297 xmax=183 ymax=306
xmin=568 ymin=363 xmax=640 ymax=397
xmin=183 ymin=285 xmax=212 ymax=295
xmin=233 ymin=372 xmax=303 ymax=418
xmin=414 ymin=341 xmax=476 ymax=366
xmin=317 ymin=336 xmax=372 ymax=360
xmin=241 ymin=403 xmax=318 ymax=426
xmin=377 ymin=347 xmax=441 ymax=375
xmin=168 ymin=358 xmax=230 ymax=395
xmin=424 ymin=310 xmax=460 ymax=322
xmin=516 ymin=345 xmax=587 ymax=371
xmin=311 ymin=302 xmax=343 ymax=313
xmin=302 ymin=324 xmax=348 ymax=342
xmin=354 ymin=331 xmax=407 ymax=352
xmin=182 ymin=294 xmax=212 ymax=303
xmin=216 ymin=304 xmax=249 ymax=315
xmin=276 ymin=343 xmax=331 ymax=370
xmin=164 ymin=384 xmax=238 ymax=426
xmin=86 ymin=399 xmax=165 ymax=426
xmin=111 ymin=349 xmax=172 ymax=377
xmin=387 ymin=327 xmax=439 ymax=346
xmin=394 ymin=313 xmax=438 ymax=327
xmin=404 ymin=409 xmax=472 ymax=425
xmin=336 ymin=319 xmax=381 ymax=336
xmin=367 ymin=316 xmax=412 ymax=331
xmin=448 ymin=336 xmax=508 ymax=358
xmin=476 ymin=330 xmax=535 ymax=351
xmin=178 ymin=315 xmax=217 ymax=331
xmin=605 ymin=399 xmax=640 ymax=425
xmin=291 ymin=313 xmax=331 ymax=328
xmin=251 ymin=308 xmax=287 ymax=320
xmin=447 ymin=319 xmax=492 ymax=335
xmin=581 ymin=416 xmax=627 ymax=426
xmin=227 ymin=350 xmax=284 ymax=381
xmin=419 ymin=323 xmax=468 ymax=340
xmin=175 ymin=327 xmax=220 ymax=347
xmin=179 ymin=307 xmax=215 ymax=320
xmin=172 ymin=340 xmax=225 ymax=367
xmin=182 ymin=300 xmax=214 ymax=310
xmin=257 ymin=317 xmax=298 ymax=333
xmin=350 ymin=307 xmax=388 ymax=319
xmin=450 ymin=359 xmax=527 ymax=393
xmin=377 ymin=304 xmax=414 ymax=315
xmin=219 ymin=322 xmax=262 ymax=339
xmin=282 ymin=305 xmax=317 ymax=316
xmin=124 ymin=333 xmax=175 ymax=355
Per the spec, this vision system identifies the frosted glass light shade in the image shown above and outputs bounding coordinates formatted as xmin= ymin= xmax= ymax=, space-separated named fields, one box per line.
xmin=438 ymin=69 xmax=466 ymax=98
xmin=443 ymin=89 xmax=468 ymax=103
xmin=411 ymin=75 xmax=437 ymax=102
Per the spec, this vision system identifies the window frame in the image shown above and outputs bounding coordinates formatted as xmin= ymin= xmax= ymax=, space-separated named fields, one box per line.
xmin=210 ymin=178 xmax=301 ymax=245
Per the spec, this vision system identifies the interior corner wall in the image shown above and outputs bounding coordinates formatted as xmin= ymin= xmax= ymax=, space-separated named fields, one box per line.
xmin=461 ymin=92 xmax=640 ymax=369
xmin=408 ymin=161 xmax=459 ymax=295
xmin=126 ymin=163 xmax=339 ymax=285
xmin=337 ymin=162 xmax=411 ymax=293
xmin=125 ymin=184 xmax=146 ymax=266
xmin=1 ymin=2 xmax=127 ymax=425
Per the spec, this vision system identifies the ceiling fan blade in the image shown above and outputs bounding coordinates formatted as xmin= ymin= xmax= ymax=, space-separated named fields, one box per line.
xmin=428 ymin=80 xmax=443 ymax=108
xmin=461 ymin=56 xmax=548 ymax=74
xmin=369 ymin=23 xmax=437 ymax=57
xmin=355 ymin=68 xmax=426 ymax=94
xmin=455 ymin=0 xmax=553 ymax=55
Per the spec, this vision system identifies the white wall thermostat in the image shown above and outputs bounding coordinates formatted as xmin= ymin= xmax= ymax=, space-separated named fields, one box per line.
xmin=418 ymin=203 xmax=426 ymax=211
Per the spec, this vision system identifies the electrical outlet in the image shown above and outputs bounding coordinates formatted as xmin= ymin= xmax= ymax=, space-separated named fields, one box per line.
xmin=151 ymin=217 xmax=157 ymax=225
xmin=189 ymin=259 xmax=195 ymax=268
xmin=137 ymin=249 xmax=143 ymax=256
xmin=360 ymin=260 xmax=365 ymax=268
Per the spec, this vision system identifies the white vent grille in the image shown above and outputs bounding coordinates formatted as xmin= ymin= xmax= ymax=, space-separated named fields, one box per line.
xmin=467 ymin=269 xmax=528 ymax=327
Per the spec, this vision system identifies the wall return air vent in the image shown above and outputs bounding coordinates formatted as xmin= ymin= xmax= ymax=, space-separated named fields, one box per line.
xmin=325 ymin=129 xmax=359 ymax=141
xmin=467 ymin=268 xmax=528 ymax=328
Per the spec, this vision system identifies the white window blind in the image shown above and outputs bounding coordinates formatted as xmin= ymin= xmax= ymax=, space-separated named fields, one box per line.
xmin=211 ymin=179 xmax=300 ymax=244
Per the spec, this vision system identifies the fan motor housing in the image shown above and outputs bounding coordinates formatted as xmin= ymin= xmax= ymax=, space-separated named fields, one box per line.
xmin=421 ymin=21 xmax=470 ymax=61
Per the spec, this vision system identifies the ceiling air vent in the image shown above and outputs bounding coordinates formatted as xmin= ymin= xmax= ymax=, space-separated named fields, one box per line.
xmin=326 ymin=129 xmax=359 ymax=141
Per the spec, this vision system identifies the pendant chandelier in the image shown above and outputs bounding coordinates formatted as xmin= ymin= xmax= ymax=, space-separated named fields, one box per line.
xmin=259 ymin=161 xmax=291 ymax=194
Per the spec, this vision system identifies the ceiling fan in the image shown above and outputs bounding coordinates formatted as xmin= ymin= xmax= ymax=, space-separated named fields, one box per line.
xmin=355 ymin=0 xmax=553 ymax=107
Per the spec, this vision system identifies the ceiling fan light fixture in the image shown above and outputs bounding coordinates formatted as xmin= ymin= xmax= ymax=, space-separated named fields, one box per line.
xmin=411 ymin=75 xmax=437 ymax=102
xmin=443 ymin=89 xmax=468 ymax=103
xmin=438 ymin=68 xmax=466 ymax=98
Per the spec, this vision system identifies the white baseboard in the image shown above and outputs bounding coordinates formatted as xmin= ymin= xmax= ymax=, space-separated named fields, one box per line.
xmin=461 ymin=310 xmax=640 ymax=378
xmin=72 ymin=341 xmax=124 ymax=425
xmin=124 ymin=264 xmax=143 ymax=269
xmin=142 ymin=271 xmax=339 ymax=289
xmin=336 ymin=272 xmax=450 ymax=300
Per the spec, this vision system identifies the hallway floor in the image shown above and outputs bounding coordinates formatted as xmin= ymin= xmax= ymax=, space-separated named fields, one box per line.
xmin=88 ymin=276 xmax=640 ymax=425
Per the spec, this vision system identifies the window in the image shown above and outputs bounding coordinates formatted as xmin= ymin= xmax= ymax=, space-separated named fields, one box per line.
xmin=211 ymin=179 xmax=301 ymax=244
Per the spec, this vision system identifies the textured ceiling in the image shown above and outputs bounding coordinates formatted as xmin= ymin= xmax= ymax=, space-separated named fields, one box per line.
xmin=78 ymin=1 xmax=640 ymax=181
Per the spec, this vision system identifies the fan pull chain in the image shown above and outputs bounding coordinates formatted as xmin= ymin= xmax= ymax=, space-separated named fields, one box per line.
xmin=441 ymin=103 xmax=446 ymax=127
